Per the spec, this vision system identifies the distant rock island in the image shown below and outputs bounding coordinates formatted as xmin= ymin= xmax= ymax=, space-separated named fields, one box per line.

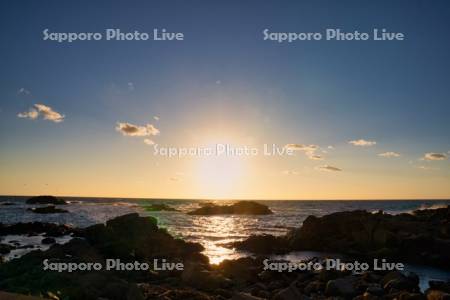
xmin=188 ymin=201 xmax=273 ymax=215
xmin=25 ymin=195 xmax=67 ymax=205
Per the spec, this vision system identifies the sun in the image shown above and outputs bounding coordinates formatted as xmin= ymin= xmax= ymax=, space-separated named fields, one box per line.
xmin=195 ymin=154 xmax=246 ymax=199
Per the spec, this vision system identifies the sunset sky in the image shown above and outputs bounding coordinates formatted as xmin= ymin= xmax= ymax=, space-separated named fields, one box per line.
xmin=1 ymin=1 xmax=449 ymax=199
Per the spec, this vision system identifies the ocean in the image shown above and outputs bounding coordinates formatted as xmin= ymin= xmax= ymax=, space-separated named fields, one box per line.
xmin=1 ymin=196 xmax=450 ymax=290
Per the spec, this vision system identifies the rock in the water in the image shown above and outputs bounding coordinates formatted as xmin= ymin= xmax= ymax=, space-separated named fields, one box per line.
xmin=229 ymin=234 xmax=288 ymax=254
xmin=188 ymin=201 xmax=273 ymax=215
xmin=144 ymin=203 xmax=178 ymax=212
xmin=27 ymin=206 xmax=68 ymax=214
xmin=26 ymin=195 xmax=67 ymax=205
xmin=41 ymin=237 xmax=56 ymax=245
xmin=0 ymin=222 xmax=75 ymax=237
xmin=0 ymin=244 xmax=14 ymax=255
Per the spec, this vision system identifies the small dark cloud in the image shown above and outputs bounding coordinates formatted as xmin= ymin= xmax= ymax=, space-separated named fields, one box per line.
xmin=316 ymin=165 xmax=342 ymax=172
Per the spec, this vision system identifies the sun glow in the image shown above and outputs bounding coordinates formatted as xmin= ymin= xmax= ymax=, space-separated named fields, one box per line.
xmin=195 ymin=149 xmax=246 ymax=199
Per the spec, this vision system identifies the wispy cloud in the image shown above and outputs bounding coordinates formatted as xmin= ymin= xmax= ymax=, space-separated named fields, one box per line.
xmin=349 ymin=139 xmax=376 ymax=147
xmin=285 ymin=143 xmax=323 ymax=160
xmin=378 ymin=151 xmax=400 ymax=158
xmin=308 ymin=154 xmax=324 ymax=160
xmin=153 ymin=116 xmax=160 ymax=121
xmin=282 ymin=170 xmax=299 ymax=175
xmin=143 ymin=138 xmax=155 ymax=145
xmin=34 ymin=104 xmax=65 ymax=122
xmin=285 ymin=144 xmax=318 ymax=152
xmin=116 ymin=122 xmax=160 ymax=137
xmin=17 ymin=109 xmax=38 ymax=120
xmin=170 ymin=172 xmax=185 ymax=181
xmin=422 ymin=152 xmax=447 ymax=161
xmin=316 ymin=165 xmax=342 ymax=172
xmin=416 ymin=165 xmax=439 ymax=171
xmin=17 ymin=104 xmax=64 ymax=123
xmin=17 ymin=87 xmax=31 ymax=95
xmin=127 ymin=82 xmax=135 ymax=91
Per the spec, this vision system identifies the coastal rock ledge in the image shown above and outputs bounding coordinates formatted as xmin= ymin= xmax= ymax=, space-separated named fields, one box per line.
xmin=232 ymin=206 xmax=450 ymax=269
xmin=1 ymin=212 xmax=450 ymax=299
xmin=188 ymin=201 xmax=273 ymax=215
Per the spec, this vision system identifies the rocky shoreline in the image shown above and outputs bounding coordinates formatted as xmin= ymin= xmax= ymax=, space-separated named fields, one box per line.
xmin=230 ymin=206 xmax=450 ymax=270
xmin=0 ymin=202 xmax=449 ymax=299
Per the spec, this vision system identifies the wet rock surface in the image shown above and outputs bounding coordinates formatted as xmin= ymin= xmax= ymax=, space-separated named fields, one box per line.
xmin=188 ymin=201 xmax=273 ymax=215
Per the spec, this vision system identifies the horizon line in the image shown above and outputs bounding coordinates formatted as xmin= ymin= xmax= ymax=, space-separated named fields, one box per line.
xmin=1 ymin=194 xmax=450 ymax=201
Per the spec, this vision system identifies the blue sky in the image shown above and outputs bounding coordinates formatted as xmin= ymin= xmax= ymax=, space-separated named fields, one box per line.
xmin=1 ymin=1 xmax=449 ymax=199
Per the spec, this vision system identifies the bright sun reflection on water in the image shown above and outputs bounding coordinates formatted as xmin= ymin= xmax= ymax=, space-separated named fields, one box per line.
xmin=193 ymin=216 xmax=248 ymax=264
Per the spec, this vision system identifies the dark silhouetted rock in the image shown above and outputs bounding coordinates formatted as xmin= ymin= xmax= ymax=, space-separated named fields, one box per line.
xmin=228 ymin=234 xmax=288 ymax=254
xmin=0 ymin=244 xmax=13 ymax=255
xmin=41 ymin=237 xmax=56 ymax=245
xmin=273 ymin=283 xmax=308 ymax=300
xmin=0 ymin=213 xmax=209 ymax=300
xmin=0 ymin=211 xmax=444 ymax=300
xmin=0 ymin=222 xmax=75 ymax=237
xmin=188 ymin=201 xmax=273 ymax=215
xmin=234 ymin=206 xmax=450 ymax=268
xmin=26 ymin=195 xmax=67 ymax=205
xmin=426 ymin=290 xmax=450 ymax=300
xmin=325 ymin=276 xmax=358 ymax=297
xmin=144 ymin=204 xmax=178 ymax=212
xmin=214 ymin=257 xmax=260 ymax=285
xmin=428 ymin=281 xmax=450 ymax=294
xmin=232 ymin=292 xmax=266 ymax=300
